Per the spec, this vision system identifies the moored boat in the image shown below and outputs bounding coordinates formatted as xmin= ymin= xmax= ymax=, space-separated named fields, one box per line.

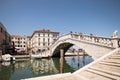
xmin=31 ymin=54 xmax=42 ymax=59
xmin=2 ymin=54 xmax=15 ymax=62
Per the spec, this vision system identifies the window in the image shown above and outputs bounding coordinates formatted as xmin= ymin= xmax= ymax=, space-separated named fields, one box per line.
xmin=38 ymin=43 xmax=40 ymax=46
xmin=48 ymin=43 xmax=50 ymax=46
xmin=38 ymin=38 xmax=40 ymax=42
xmin=38 ymin=33 xmax=40 ymax=36
xmin=53 ymin=34 xmax=56 ymax=37
xmin=43 ymin=43 xmax=45 ymax=46
xmin=43 ymin=38 xmax=45 ymax=42
xmin=18 ymin=41 xmax=20 ymax=44
xmin=1 ymin=28 xmax=2 ymax=33
xmin=48 ymin=34 xmax=49 ymax=37
xmin=48 ymin=38 xmax=50 ymax=43
xmin=43 ymin=33 xmax=45 ymax=37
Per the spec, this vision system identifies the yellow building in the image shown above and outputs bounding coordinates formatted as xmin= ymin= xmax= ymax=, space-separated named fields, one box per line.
xmin=11 ymin=35 xmax=27 ymax=53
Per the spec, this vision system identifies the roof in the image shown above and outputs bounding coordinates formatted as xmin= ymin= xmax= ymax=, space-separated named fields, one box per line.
xmin=11 ymin=35 xmax=26 ymax=38
xmin=31 ymin=29 xmax=59 ymax=38
xmin=35 ymin=29 xmax=59 ymax=34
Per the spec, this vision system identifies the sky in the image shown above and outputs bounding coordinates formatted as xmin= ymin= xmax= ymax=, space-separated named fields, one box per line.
xmin=0 ymin=0 xmax=120 ymax=37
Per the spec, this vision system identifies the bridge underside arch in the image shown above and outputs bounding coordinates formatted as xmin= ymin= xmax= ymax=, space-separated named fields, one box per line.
xmin=52 ymin=42 xmax=73 ymax=57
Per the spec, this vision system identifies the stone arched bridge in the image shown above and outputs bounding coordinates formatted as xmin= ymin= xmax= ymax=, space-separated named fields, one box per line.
xmin=40 ymin=33 xmax=119 ymax=60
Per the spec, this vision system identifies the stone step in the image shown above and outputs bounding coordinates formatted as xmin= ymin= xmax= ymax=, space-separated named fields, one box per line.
xmin=109 ymin=56 xmax=120 ymax=59
xmin=111 ymin=55 xmax=120 ymax=57
xmin=108 ymin=55 xmax=120 ymax=59
xmin=104 ymin=54 xmax=120 ymax=60
xmin=102 ymin=58 xmax=120 ymax=63
xmin=89 ymin=66 xmax=120 ymax=77
xmin=114 ymin=52 xmax=120 ymax=55
xmin=92 ymin=62 xmax=120 ymax=73
xmin=79 ymin=70 xmax=112 ymax=80
xmin=86 ymin=68 xmax=120 ymax=80
xmin=100 ymin=61 xmax=120 ymax=67
xmin=102 ymin=60 xmax=120 ymax=64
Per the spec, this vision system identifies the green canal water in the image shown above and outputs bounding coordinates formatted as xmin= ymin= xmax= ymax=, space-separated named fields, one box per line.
xmin=0 ymin=56 xmax=93 ymax=80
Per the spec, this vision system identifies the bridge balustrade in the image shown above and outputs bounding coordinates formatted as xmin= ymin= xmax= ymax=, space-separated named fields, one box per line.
xmin=70 ymin=33 xmax=118 ymax=48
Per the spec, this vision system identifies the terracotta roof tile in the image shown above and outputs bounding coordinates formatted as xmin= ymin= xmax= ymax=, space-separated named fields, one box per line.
xmin=11 ymin=35 xmax=26 ymax=38
xmin=31 ymin=29 xmax=59 ymax=37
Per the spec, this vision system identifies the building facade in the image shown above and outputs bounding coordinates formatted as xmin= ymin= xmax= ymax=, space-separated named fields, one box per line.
xmin=0 ymin=22 xmax=11 ymax=54
xmin=27 ymin=36 xmax=32 ymax=52
xmin=11 ymin=35 xmax=27 ymax=52
xmin=30 ymin=29 xmax=59 ymax=52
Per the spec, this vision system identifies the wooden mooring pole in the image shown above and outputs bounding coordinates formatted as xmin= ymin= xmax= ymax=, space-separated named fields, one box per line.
xmin=60 ymin=49 xmax=64 ymax=73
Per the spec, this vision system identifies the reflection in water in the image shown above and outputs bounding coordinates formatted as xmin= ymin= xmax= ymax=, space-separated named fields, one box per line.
xmin=82 ymin=54 xmax=85 ymax=66
xmin=0 ymin=56 xmax=93 ymax=80
xmin=30 ymin=58 xmax=59 ymax=76
xmin=65 ymin=56 xmax=93 ymax=71
xmin=60 ymin=57 xmax=64 ymax=73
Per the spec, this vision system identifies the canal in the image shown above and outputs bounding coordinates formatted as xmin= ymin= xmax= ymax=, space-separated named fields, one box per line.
xmin=0 ymin=56 xmax=93 ymax=80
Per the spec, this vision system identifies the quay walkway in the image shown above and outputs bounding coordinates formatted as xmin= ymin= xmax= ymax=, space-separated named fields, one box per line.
xmin=23 ymin=48 xmax=120 ymax=80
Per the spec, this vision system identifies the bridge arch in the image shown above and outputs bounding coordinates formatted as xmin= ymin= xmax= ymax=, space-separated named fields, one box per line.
xmin=50 ymin=34 xmax=116 ymax=60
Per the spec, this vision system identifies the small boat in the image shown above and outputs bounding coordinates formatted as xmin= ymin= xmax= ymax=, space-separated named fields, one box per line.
xmin=31 ymin=54 xmax=42 ymax=59
xmin=2 ymin=54 xmax=15 ymax=62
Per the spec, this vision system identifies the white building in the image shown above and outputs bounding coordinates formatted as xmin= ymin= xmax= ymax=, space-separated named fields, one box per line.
xmin=31 ymin=29 xmax=59 ymax=52
xmin=11 ymin=35 xmax=27 ymax=52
